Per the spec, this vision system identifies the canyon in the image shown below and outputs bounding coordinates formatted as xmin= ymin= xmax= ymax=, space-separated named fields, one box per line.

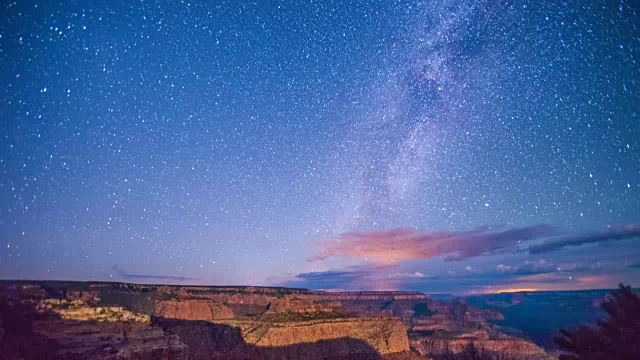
xmin=0 ymin=281 xmax=553 ymax=359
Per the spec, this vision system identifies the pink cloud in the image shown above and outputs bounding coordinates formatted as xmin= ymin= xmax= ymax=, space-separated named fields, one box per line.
xmin=309 ymin=225 xmax=556 ymax=264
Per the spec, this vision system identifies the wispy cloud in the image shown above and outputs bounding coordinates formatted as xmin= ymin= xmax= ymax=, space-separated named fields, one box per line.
xmin=387 ymin=272 xmax=427 ymax=279
xmin=295 ymin=268 xmax=374 ymax=282
xmin=496 ymin=259 xmax=555 ymax=275
xmin=309 ymin=225 xmax=556 ymax=264
xmin=112 ymin=265 xmax=195 ymax=281
xmin=291 ymin=266 xmax=379 ymax=289
xmin=527 ymin=223 xmax=640 ymax=254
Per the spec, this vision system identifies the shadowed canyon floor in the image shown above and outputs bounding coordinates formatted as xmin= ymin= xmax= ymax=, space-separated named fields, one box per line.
xmin=0 ymin=281 xmax=555 ymax=359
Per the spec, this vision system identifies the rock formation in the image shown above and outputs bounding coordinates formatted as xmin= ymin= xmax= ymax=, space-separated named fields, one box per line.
xmin=0 ymin=295 xmax=187 ymax=360
xmin=0 ymin=281 xmax=555 ymax=360
xmin=155 ymin=299 xmax=235 ymax=320
xmin=410 ymin=337 xmax=552 ymax=360
xmin=158 ymin=317 xmax=410 ymax=360
xmin=263 ymin=295 xmax=336 ymax=314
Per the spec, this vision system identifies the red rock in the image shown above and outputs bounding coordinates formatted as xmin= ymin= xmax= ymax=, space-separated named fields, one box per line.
xmin=155 ymin=299 xmax=235 ymax=320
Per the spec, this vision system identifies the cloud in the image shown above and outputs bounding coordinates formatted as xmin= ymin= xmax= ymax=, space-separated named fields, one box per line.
xmin=309 ymin=225 xmax=556 ymax=264
xmin=112 ymin=266 xmax=195 ymax=281
xmin=528 ymin=223 xmax=640 ymax=254
xmin=295 ymin=268 xmax=374 ymax=282
xmin=309 ymin=222 xmax=640 ymax=265
xmin=297 ymin=222 xmax=640 ymax=293
xmin=287 ymin=257 xmax=613 ymax=294
xmin=628 ymin=262 xmax=640 ymax=269
xmin=387 ymin=272 xmax=427 ymax=279
xmin=289 ymin=266 xmax=380 ymax=290
xmin=496 ymin=259 xmax=555 ymax=275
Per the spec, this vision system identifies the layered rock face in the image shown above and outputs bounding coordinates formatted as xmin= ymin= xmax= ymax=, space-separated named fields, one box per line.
xmin=159 ymin=317 xmax=410 ymax=360
xmin=155 ymin=299 xmax=235 ymax=320
xmin=239 ymin=317 xmax=408 ymax=352
xmin=38 ymin=299 xmax=151 ymax=322
xmin=0 ymin=281 xmax=555 ymax=360
xmin=410 ymin=337 xmax=552 ymax=360
xmin=0 ymin=296 xmax=187 ymax=360
xmin=404 ymin=299 xmax=551 ymax=359
xmin=34 ymin=315 xmax=188 ymax=360
xmin=264 ymin=295 xmax=336 ymax=314
xmin=0 ymin=282 xmax=415 ymax=359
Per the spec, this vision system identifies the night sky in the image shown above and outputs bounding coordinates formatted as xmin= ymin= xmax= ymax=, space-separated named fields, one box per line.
xmin=1 ymin=0 xmax=639 ymax=294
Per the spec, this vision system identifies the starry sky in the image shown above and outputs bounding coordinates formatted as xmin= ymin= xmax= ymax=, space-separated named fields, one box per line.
xmin=1 ymin=0 xmax=639 ymax=294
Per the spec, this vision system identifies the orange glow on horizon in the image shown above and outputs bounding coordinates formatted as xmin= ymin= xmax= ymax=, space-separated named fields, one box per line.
xmin=484 ymin=287 xmax=539 ymax=294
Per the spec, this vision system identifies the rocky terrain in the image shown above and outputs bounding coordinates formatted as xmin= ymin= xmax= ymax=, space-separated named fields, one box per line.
xmin=464 ymin=290 xmax=612 ymax=349
xmin=0 ymin=281 xmax=553 ymax=359
xmin=410 ymin=337 xmax=550 ymax=360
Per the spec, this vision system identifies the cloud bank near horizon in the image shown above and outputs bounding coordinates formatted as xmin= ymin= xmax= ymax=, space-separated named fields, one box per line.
xmin=295 ymin=222 xmax=640 ymax=293
xmin=308 ymin=225 xmax=556 ymax=264
xmin=309 ymin=223 xmax=640 ymax=264
xmin=288 ymin=257 xmax=618 ymax=294
xmin=528 ymin=223 xmax=640 ymax=254
xmin=112 ymin=266 xmax=195 ymax=281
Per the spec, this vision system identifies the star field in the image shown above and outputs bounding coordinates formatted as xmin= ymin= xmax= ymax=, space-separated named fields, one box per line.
xmin=1 ymin=0 xmax=639 ymax=292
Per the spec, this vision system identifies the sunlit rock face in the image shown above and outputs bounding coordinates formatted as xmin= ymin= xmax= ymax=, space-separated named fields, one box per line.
xmin=159 ymin=317 xmax=411 ymax=359
xmin=37 ymin=298 xmax=151 ymax=323
xmin=155 ymin=299 xmax=235 ymax=320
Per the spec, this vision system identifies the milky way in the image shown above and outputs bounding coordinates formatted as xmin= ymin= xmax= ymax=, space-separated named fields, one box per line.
xmin=1 ymin=0 xmax=639 ymax=293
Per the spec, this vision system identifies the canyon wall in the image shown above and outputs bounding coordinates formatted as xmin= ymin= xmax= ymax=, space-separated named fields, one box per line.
xmin=0 ymin=296 xmax=187 ymax=360
xmin=158 ymin=317 xmax=410 ymax=360
xmin=155 ymin=299 xmax=235 ymax=320
xmin=0 ymin=281 xmax=554 ymax=360
xmin=410 ymin=337 xmax=552 ymax=360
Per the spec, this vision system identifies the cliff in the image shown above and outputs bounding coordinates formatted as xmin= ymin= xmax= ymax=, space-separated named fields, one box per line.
xmin=0 ymin=280 xmax=555 ymax=360
xmin=237 ymin=317 xmax=409 ymax=352
xmin=0 ymin=297 xmax=187 ymax=360
xmin=158 ymin=317 xmax=411 ymax=360
xmin=410 ymin=337 xmax=551 ymax=360
xmin=155 ymin=299 xmax=235 ymax=320
xmin=33 ymin=315 xmax=188 ymax=360
xmin=263 ymin=295 xmax=336 ymax=314
xmin=1 ymin=282 xmax=416 ymax=360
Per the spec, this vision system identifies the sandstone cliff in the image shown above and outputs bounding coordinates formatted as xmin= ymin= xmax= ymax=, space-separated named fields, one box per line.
xmin=38 ymin=299 xmax=151 ymax=323
xmin=410 ymin=337 xmax=551 ymax=360
xmin=264 ymin=295 xmax=336 ymax=314
xmin=159 ymin=317 xmax=411 ymax=360
xmin=0 ymin=296 xmax=187 ymax=360
xmin=240 ymin=317 xmax=409 ymax=352
xmin=34 ymin=316 xmax=188 ymax=360
xmin=155 ymin=299 xmax=235 ymax=320
xmin=0 ymin=281 xmax=555 ymax=360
